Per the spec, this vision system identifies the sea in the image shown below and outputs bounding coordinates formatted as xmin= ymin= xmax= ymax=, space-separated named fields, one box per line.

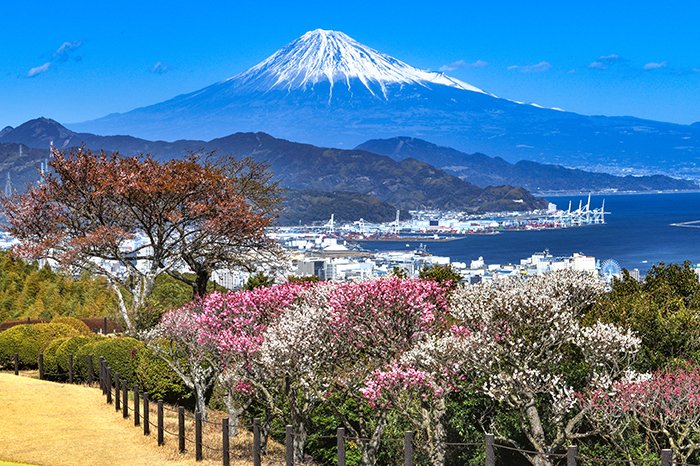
xmin=359 ymin=192 xmax=700 ymax=274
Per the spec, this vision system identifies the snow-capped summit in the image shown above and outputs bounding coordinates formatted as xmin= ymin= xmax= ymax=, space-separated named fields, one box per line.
xmin=72 ymin=29 xmax=700 ymax=173
xmin=232 ymin=29 xmax=485 ymax=98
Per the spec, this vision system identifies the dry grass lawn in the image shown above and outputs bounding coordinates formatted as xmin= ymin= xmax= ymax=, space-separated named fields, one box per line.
xmin=0 ymin=373 xmax=285 ymax=465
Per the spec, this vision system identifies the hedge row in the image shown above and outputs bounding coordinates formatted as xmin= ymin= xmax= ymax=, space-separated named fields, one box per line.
xmin=0 ymin=323 xmax=190 ymax=403
xmin=0 ymin=323 xmax=79 ymax=368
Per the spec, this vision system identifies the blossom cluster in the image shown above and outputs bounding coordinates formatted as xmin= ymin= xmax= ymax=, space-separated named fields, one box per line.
xmin=149 ymin=271 xmax=644 ymax=465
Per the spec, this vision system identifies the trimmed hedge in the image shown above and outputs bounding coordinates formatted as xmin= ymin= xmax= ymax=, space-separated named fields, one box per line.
xmin=0 ymin=323 xmax=79 ymax=369
xmin=51 ymin=316 xmax=92 ymax=335
xmin=76 ymin=336 xmax=143 ymax=383
xmin=136 ymin=346 xmax=191 ymax=403
xmin=43 ymin=336 xmax=70 ymax=379
xmin=56 ymin=335 xmax=99 ymax=380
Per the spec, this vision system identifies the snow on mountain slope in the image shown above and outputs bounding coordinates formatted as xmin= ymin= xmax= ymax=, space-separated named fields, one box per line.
xmin=71 ymin=29 xmax=700 ymax=175
xmin=232 ymin=29 xmax=486 ymax=99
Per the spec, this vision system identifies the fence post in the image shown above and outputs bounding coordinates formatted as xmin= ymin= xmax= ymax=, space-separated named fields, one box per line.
xmin=133 ymin=385 xmax=140 ymax=426
xmin=337 ymin=427 xmax=345 ymax=466
xmin=157 ymin=400 xmax=164 ymax=446
xmin=143 ymin=392 xmax=150 ymax=436
xmin=178 ymin=406 xmax=186 ymax=453
xmin=86 ymin=355 xmax=94 ymax=384
xmin=68 ymin=354 xmax=74 ymax=383
xmin=122 ymin=380 xmax=128 ymax=418
xmin=661 ymin=449 xmax=673 ymax=466
xmin=103 ymin=317 xmax=108 ymax=334
xmin=38 ymin=353 xmax=44 ymax=380
xmin=195 ymin=411 xmax=203 ymax=461
xmin=285 ymin=425 xmax=294 ymax=466
xmin=567 ymin=446 xmax=578 ymax=466
xmin=99 ymin=358 xmax=106 ymax=393
xmin=114 ymin=373 xmax=120 ymax=412
xmin=106 ymin=367 xmax=112 ymax=404
xmin=14 ymin=353 xmax=19 ymax=375
xmin=253 ymin=417 xmax=261 ymax=466
xmin=485 ymin=433 xmax=495 ymax=466
xmin=404 ymin=431 xmax=414 ymax=466
xmin=222 ymin=418 xmax=230 ymax=466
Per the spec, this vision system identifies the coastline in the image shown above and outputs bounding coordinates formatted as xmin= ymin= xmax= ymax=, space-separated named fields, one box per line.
xmin=536 ymin=189 xmax=700 ymax=198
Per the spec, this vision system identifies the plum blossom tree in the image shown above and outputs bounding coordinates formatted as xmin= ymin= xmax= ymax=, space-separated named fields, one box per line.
xmin=359 ymin=356 xmax=452 ymax=466
xmin=144 ymin=305 xmax=219 ymax=417
xmin=443 ymin=271 xmax=640 ymax=466
xmin=193 ymin=283 xmax=309 ymax=439
xmin=321 ymin=277 xmax=451 ymax=466
xmin=259 ymin=284 xmax=337 ymax=462
xmin=583 ymin=366 xmax=700 ymax=464
xmin=2 ymin=148 xmax=280 ymax=333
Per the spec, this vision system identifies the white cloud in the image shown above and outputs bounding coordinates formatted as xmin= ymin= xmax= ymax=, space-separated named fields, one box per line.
xmin=55 ymin=41 xmax=82 ymax=60
xmin=151 ymin=61 xmax=169 ymax=74
xmin=26 ymin=40 xmax=82 ymax=78
xmin=27 ymin=62 xmax=51 ymax=78
xmin=643 ymin=61 xmax=667 ymax=71
xmin=588 ymin=54 xmax=625 ymax=70
xmin=507 ymin=61 xmax=551 ymax=73
xmin=439 ymin=59 xmax=488 ymax=72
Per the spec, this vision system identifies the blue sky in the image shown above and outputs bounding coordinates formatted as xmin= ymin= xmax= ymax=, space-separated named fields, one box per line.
xmin=2 ymin=1 xmax=700 ymax=128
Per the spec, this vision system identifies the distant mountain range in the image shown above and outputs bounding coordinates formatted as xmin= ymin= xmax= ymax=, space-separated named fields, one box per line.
xmin=69 ymin=29 xmax=700 ymax=177
xmin=0 ymin=118 xmax=551 ymax=223
xmin=357 ymin=137 xmax=698 ymax=193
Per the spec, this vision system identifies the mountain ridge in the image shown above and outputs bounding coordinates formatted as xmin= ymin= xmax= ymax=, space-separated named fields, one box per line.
xmin=69 ymin=29 xmax=700 ymax=176
xmin=0 ymin=118 xmax=549 ymax=220
xmin=356 ymin=137 xmax=698 ymax=192
xmin=3 ymin=118 xmax=694 ymax=197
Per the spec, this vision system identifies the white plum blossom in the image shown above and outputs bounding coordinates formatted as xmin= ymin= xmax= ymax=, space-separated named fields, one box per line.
xmin=444 ymin=270 xmax=639 ymax=466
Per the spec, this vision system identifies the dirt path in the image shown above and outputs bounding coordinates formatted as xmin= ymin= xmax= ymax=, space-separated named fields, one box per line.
xmin=0 ymin=373 xmax=201 ymax=466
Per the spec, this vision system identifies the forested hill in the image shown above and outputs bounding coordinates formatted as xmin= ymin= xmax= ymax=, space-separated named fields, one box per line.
xmin=0 ymin=119 xmax=549 ymax=218
xmin=356 ymin=137 xmax=699 ymax=193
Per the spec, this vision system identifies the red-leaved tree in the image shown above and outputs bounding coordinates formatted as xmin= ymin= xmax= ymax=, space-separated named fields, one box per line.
xmin=2 ymin=147 xmax=281 ymax=332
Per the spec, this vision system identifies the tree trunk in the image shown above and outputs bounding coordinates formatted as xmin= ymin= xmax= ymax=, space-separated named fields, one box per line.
xmin=357 ymin=416 xmax=387 ymax=466
xmin=260 ymin=409 xmax=273 ymax=454
xmin=109 ymin=281 xmax=134 ymax=334
xmin=224 ymin=392 xmax=245 ymax=436
xmin=194 ymin=270 xmax=210 ymax=298
xmin=194 ymin=380 xmax=209 ymax=420
xmin=423 ymin=397 xmax=447 ymax=466
xmin=287 ymin=386 xmax=308 ymax=463
xmin=524 ymin=401 xmax=554 ymax=466
xmin=292 ymin=411 xmax=307 ymax=463
xmin=531 ymin=455 xmax=555 ymax=466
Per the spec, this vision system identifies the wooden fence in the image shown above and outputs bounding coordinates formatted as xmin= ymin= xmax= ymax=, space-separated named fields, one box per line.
xmin=13 ymin=352 xmax=697 ymax=466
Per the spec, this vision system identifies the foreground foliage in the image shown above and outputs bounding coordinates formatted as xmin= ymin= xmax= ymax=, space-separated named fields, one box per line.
xmin=147 ymin=271 xmax=657 ymax=466
xmin=3 ymin=262 xmax=700 ymax=466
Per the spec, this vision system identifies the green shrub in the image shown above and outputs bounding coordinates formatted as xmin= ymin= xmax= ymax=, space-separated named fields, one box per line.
xmin=74 ymin=338 xmax=103 ymax=380
xmin=136 ymin=346 xmax=191 ymax=403
xmin=0 ymin=323 xmax=79 ymax=369
xmin=419 ymin=264 xmax=462 ymax=289
xmin=51 ymin=316 xmax=92 ymax=335
xmin=243 ymin=272 xmax=275 ymax=290
xmin=75 ymin=336 xmax=143 ymax=383
xmin=56 ymin=335 xmax=99 ymax=380
xmin=43 ymin=336 xmax=70 ymax=380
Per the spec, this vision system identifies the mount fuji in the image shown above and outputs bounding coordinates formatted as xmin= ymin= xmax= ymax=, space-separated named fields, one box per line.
xmin=72 ymin=29 xmax=700 ymax=176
